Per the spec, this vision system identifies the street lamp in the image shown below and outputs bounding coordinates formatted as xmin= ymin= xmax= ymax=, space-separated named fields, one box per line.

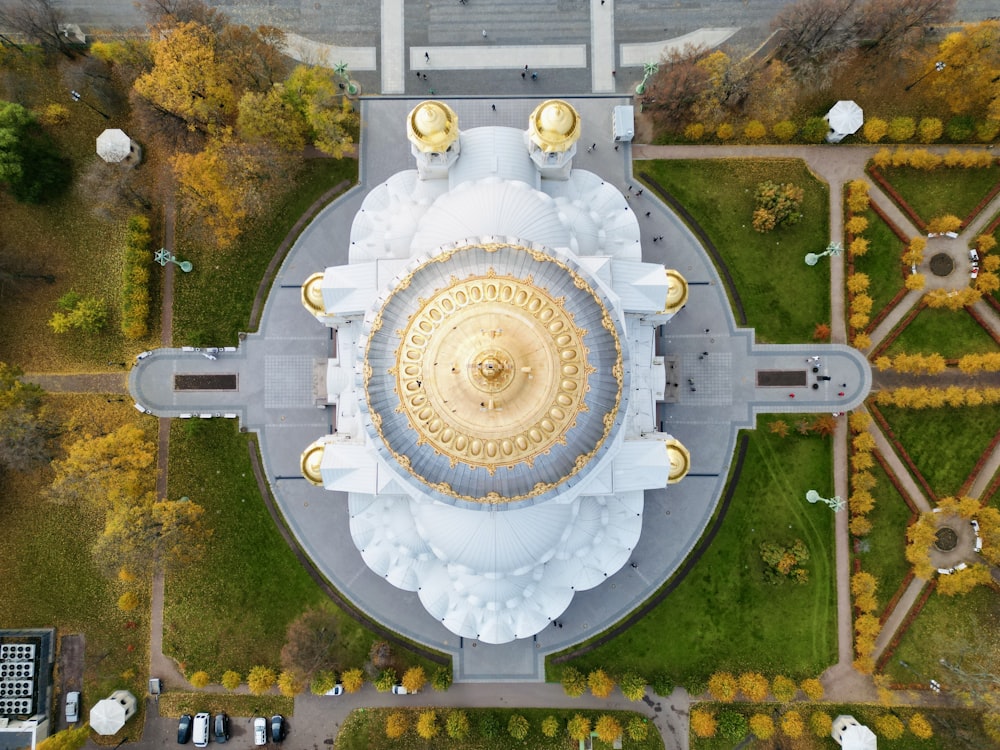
xmin=333 ymin=61 xmax=360 ymax=97
xmin=805 ymin=489 xmax=845 ymax=512
xmin=69 ymin=89 xmax=109 ymax=119
xmin=905 ymin=61 xmax=946 ymax=91
xmin=805 ymin=242 xmax=842 ymax=267
xmin=154 ymin=248 xmax=193 ymax=273
xmin=634 ymin=62 xmax=659 ymax=96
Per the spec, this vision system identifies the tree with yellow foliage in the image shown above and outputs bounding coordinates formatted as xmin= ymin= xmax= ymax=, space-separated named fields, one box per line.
xmin=587 ymin=668 xmax=615 ymax=698
xmin=780 ymin=710 xmax=804 ymax=738
xmin=909 ymin=712 xmax=934 ymax=739
xmin=594 ymin=715 xmax=622 ymax=743
xmin=845 ymin=216 xmax=869 ymax=236
xmin=927 ymin=215 xmax=962 ymax=234
xmin=851 ymin=571 xmax=879 ymax=613
xmin=384 ymin=711 xmax=407 ymax=739
xmin=341 ymin=668 xmax=363 ymax=693
xmin=189 ymin=670 xmax=211 ymax=688
xmin=707 ymin=671 xmax=737 ymax=702
xmin=847 ymin=273 xmax=870 ymax=293
xmin=809 ymin=711 xmax=833 ymax=737
xmin=927 ymin=21 xmax=1000 ymax=117
xmin=800 ymin=677 xmax=824 ymax=701
xmin=416 ymin=710 xmax=439 ymax=740
xmin=277 ymin=670 xmax=302 ymax=697
xmin=863 ymin=118 xmax=888 ymax=143
xmin=738 ymin=672 xmax=769 ymax=701
xmin=905 ymin=273 xmax=926 ymax=290
xmin=247 ymin=665 xmax=276 ymax=695
xmin=690 ymin=709 xmax=717 ymax=738
xmin=567 ymin=714 xmax=592 ymax=741
xmin=937 ymin=565 xmax=993 ymax=595
xmin=771 ymin=675 xmax=797 ymax=702
xmin=875 ymin=713 xmax=904 ymax=740
xmin=401 ymin=666 xmax=426 ymax=694
xmin=749 ymin=714 xmax=774 ymax=739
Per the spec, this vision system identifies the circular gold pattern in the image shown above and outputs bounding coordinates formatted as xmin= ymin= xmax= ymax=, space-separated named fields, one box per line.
xmin=394 ymin=274 xmax=590 ymax=472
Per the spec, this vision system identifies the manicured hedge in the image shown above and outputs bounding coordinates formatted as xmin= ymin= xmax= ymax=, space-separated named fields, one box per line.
xmin=121 ymin=214 xmax=151 ymax=339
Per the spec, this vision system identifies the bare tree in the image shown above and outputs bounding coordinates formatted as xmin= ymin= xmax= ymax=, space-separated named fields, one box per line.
xmin=280 ymin=608 xmax=340 ymax=680
xmin=642 ymin=45 xmax=711 ymax=130
xmin=771 ymin=0 xmax=859 ymax=79
xmin=854 ymin=0 xmax=956 ymax=58
xmin=0 ymin=0 xmax=77 ymax=58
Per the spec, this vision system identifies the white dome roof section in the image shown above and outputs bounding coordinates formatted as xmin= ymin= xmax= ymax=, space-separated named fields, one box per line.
xmin=350 ymin=171 xmax=444 ymax=262
xmin=449 ymin=127 xmax=538 ymax=190
xmin=411 ymin=178 xmax=568 ymax=252
xmin=548 ymin=170 xmax=641 ymax=260
xmin=348 ymin=494 xmax=434 ymax=589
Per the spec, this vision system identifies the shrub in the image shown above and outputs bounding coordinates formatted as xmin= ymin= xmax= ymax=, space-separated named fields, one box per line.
xmin=508 ymin=713 xmax=529 ymax=740
xmin=810 ymin=710 xmax=833 ymax=737
xmin=684 ymin=123 xmax=705 ymax=141
xmin=849 ymin=238 xmax=870 ymax=257
xmin=772 ymin=120 xmax=797 ymax=141
xmin=369 ymin=640 xmax=393 ymax=669
xmin=121 ymin=215 xmax=152 ymax=339
xmin=541 ymin=716 xmax=560 ymax=738
xmin=690 ymin=709 xmax=717 ymax=738
xmin=750 ymin=713 xmax=775 ymax=739
xmin=984 ymin=712 xmax=1000 ymax=743
xmin=594 ymin=714 xmax=622 ymax=743
xmin=188 ymin=670 xmax=210 ymax=689
xmin=752 ymin=180 xmax=804 ymax=232
xmin=772 ymin=675 xmax=798 ymax=702
xmin=738 ymin=672 xmax=769 ymax=701
xmin=247 ymin=666 xmax=276 ymax=695
xmin=863 ymin=117 xmax=888 ymax=143
xmin=801 ymin=116 xmax=828 ymax=143
xmin=744 ymin=120 xmax=767 ymax=140
xmin=342 ymin=668 xmax=364 ymax=693
xmin=374 ymin=669 xmax=396 ymax=692
xmin=781 ymin=710 xmax=804 ymax=738
xmin=220 ymin=671 xmax=241 ymax=690
xmin=927 ymin=215 xmax=962 ymax=234
xmin=718 ymin=709 xmax=748 ymax=741
xmin=650 ymin=672 xmax=674 ymax=696
xmin=976 ymin=119 xmax=1000 ymax=142
xmin=846 ymin=179 xmax=870 ymax=212
xmin=845 ymin=216 xmax=869 ymax=235
xmin=416 ymin=710 xmax=439 ymax=740
xmin=277 ymin=670 xmax=302 ymax=697
xmin=905 ymin=273 xmax=926 ymax=290
xmin=875 ymin=713 xmax=904 ymax=740
xmin=918 ymin=117 xmax=943 ymax=143
xmin=872 ymin=147 xmax=892 ymax=168
xmin=431 ymin=665 xmax=452 ymax=691
xmin=479 ymin=712 xmax=502 ymax=738
xmin=627 ymin=716 xmax=649 ymax=741
xmin=561 ymin=666 xmax=587 ymax=697
xmin=37 ymin=103 xmax=70 ymax=127
xmin=888 ymin=116 xmax=916 ymax=141
xmin=588 ymin=668 xmax=615 ymax=698
xmin=384 ymin=711 xmax=407 ymax=739
xmin=946 ymin=115 xmax=975 ymax=141
xmin=909 ymin=712 xmax=933 ymax=739
xmin=446 ymin=710 xmax=469 ymax=739
xmin=117 ymin=591 xmax=139 ymax=612
xmin=309 ymin=670 xmax=336 ymax=695
xmin=567 ymin=714 xmax=591 ymax=741
xmin=48 ymin=291 xmax=108 ymax=335
xmin=707 ymin=671 xmax=738 ymax=701
xmin=401 ymin=666 xmax=426 ymax=694
xmin=619 ymin=671 xmax=646 ymax=700
xmin=716 ymin=123 xmax=735 ymax=140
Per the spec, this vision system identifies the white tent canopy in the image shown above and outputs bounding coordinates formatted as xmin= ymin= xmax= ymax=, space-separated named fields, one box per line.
xmin=96 ymin=129 xmax=135 ymax=163
xmin=842 ymin=724 xmax=878 ymax=750
xmin=89 ymin=690 xmax=137 ymax=735
xmin=826 ymin=101 xmax=864 ymax=143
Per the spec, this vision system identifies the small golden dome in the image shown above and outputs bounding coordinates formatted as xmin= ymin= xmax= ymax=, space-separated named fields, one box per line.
xmin=301 ymin=272 xmax=326 ymax=316
xmin=301 ymin=440 xmax=326 ymax=485
xmin=528 ymin=100 xmax=581 ymax=153
xmin=662 ymin=269 xmax=689 ymax=313
xmin=407 ymin=100 xmax=459 ymax=154
xmin=665 ymin=438 xmax=690 ymax=484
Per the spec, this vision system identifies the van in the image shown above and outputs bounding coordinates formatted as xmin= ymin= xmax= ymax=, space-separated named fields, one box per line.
xmin=193 ymin=712 xmax=210 ymax=747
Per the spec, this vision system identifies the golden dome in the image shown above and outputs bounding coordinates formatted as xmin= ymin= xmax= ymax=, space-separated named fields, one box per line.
xmin=301 ymin=439 xmax=326 ymax=485
xmin=665 ymin=438 xmax=690 ymax=484
xmin=662 ymin=269 xmax=689 ymax=313
xmin=528 ymin=100 xmax=581 ymax=153
xmin=407 ymin=100 xmax=459 ymax=154
xmin=301 ymin=272 xmax=326 ymax=316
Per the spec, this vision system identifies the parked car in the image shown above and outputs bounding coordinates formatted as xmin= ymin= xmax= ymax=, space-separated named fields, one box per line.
xmin=64 ymin=691 xmax=80 ymax=724
xmin=178 ymin=714 xmax=193 ymax=745
xmin=253 ymin=717 xmax=267 ymax=746
xmin=326 ymin=684 xmax=343 ymax=696
xmin=270 ymin=715 xmax=286 ymax=743
xmin=193 ymin=713 xmax=210 ymax=748
xmin=214 ymin=713 xmax=230 ymax=744
xmin=391 ymin=684 xmax=408 ymax=695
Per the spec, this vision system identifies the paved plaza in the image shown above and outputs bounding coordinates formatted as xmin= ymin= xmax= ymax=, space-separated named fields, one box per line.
xmin=130 ymin=96 xmax=871 ymax=682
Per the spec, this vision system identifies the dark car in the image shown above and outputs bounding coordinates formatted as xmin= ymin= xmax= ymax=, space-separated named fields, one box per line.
xmin=214 ymin=713 xmax=230 ymax=744
xmin=270 ymin=715 xmax=285 ymax=743
xmin=177 ymin=714 xmax=193 ymax=744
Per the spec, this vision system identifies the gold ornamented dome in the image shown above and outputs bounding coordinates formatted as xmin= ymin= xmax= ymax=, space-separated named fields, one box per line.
xmin=665 ymin=438 xmax=691 ymax=484
xmin=362 ymin=241 xmax=629 ymax=506
xmin=528 ymin=99 xmax=581 ymax=153
xmin=662 ymin=269 xmax=689 ymax=313
xmin=300 ymin=438 xmax=326 ymax=485
xmin=407 ymin=100 xmax=459 ymax=154
xmin=301 ymin=272 xmax=326 ymax=316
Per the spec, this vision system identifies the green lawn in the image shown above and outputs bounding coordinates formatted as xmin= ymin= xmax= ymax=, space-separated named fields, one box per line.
xmin=878 ymin=405 xmax=1000 ymax=499
xmin=885 ymin=307 xmax=999 ymax=359
xmin=854 ymin=461 xmax=913 ymax=616
xmin=853 ymin=207 xmax=905 ymax=317
xmin=553 ymin=417 xmax=836 ymax=685
xmin=335 ymin=708 xmax=663 ymax=750
xmin=172 ymin=157 xmax=357 ymax=346
xmin=690 ymin=703 xmax=991 ymax=749
xmin=0 ymin=396 xmax=151 ymax=740
xmin=164 ymin=420 xmax=440 ymax=678
xmin=639 ymin=159 xmax=830 ymax=343
xmin=879 ymin=165 xmax=1000 ymax=224
xmin=159 ymin=693 xmax=293 ymax=719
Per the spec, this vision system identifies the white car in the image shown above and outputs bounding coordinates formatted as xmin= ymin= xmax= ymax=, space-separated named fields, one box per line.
xmin=253 ymin=717 xmax=267 ymax=746
xmin=65 ymin=691 xmax=79 ymax=724
xmin=391 ymin=684 xmax=408 ymax=695
xmin=193 ymin=713 xmax=210 ymax=748
xmin=325 ymin=684 xmax=343 ymax=696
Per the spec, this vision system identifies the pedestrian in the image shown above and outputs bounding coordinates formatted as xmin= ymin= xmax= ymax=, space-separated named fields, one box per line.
xmin=415 ymin=71 xmax=420 ymax=78
xmin=425 ymin=51 xmax=430 ymax=61
xmin=645 ymin=211 xmax=651 ymax=217
xmin=611 ymin=69 xmax=616 ymax=76
xmin=630 ymin=562 xmax=637 ymax=569
xmin=521 ymin=71 xmax=526 ymax=79
xmin=491 ymin=104 xmax=496 ymax=111
xmin=627 ymin=185 xmax=632 ymax=192
xmin=703 ymin=352 xmax=708 ymax=356
xmin=531 ymin=71 xmax=538 ymax=80
xmin=587 ymin=145 xmax=593 ymax=153
xmin=614 ymin=144 xmax=619 ymax=151
xmin=482 ymin=29 xmax=487 ymax=38
xmin=705 ymin=328 xmax=710 ymax=333
xmin=525 ymin=64 xmax=529 ymax=71
xmin=422 ymin=73 xmax=427 ymax=80
xmin=636 ymin=188 xmax=644 ymax=196
xmin=789 ymin=393 xmax=795 ymax=398
xmin=838 ymin=391 xmax=845 ymax=397
xmin=591 ymin=142 xmax=596 ymax=150
xmin=841 ymin=383 xmax=847 ymax=388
